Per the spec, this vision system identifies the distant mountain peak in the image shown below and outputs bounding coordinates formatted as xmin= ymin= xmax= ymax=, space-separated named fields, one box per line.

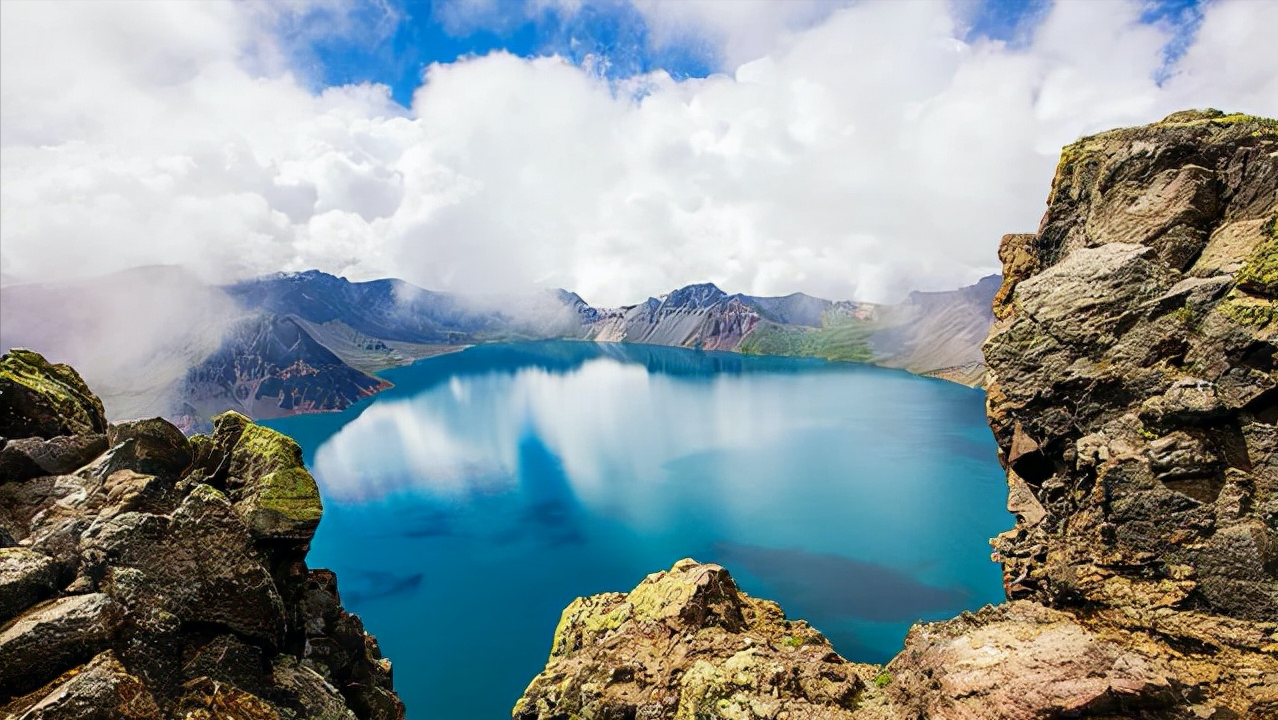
xmin=662 ymin=283 xmax=729 ymax=309
xmin=272 ymin=269 xmax=341 ymax=283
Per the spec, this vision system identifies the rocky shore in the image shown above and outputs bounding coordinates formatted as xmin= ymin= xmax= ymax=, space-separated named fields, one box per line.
xmin=0 ymin=349 xmax=405 ymax=719
xmin=514 ymin=111 xmax=1277 ymax=719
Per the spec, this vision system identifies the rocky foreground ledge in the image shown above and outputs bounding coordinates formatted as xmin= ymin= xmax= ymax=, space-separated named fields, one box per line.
xmin=0 ymin=349 xmax=405 ymax=719
xmin=514 ymin=112 xmax=1278 ymax=720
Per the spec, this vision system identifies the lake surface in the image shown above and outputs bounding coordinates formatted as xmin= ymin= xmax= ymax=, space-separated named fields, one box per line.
xmin=264 ymin=341 xmax=1011 ymax=720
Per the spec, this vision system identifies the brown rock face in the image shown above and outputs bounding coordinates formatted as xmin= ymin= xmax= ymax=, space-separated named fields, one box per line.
xmin=514 ymin=111 xmax=1278 ymax=720
xmin=985 ymin=110 xmax=1277 ymax=621
xmin=0 ymin=350 xmax=405 ymax=719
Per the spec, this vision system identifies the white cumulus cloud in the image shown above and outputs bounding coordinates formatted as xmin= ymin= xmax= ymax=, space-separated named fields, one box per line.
xmin=1 ymin=0 xmax=1275 ymax=304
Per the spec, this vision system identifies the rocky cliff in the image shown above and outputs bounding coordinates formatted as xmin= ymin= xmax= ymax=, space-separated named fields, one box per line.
xmin=513 ymin=111 xmax=1277 ymax=719
xmin=0 ymin=349 xmax=405 ymax=719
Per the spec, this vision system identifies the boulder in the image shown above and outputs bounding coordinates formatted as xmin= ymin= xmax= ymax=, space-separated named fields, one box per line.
xmin=202 ymin=412 xmax=323 ymax=544
xmin=0 ymin=546 xmax=60 ymax=623
xmin=0 ymin=593 xmax=124 ymax=695
xmin=889 ymin=602 xmax=1177 ymax=720
xmin=0 ymin=350 xmax=106 ymax=442
xmin=0 ymin=434 xmax=107 ymax=482
xmin=105 ymin=418 xmax=193 ymax=478
xmin=514 ymin=559 xmax=865 ymax=720
xmin=7 ymin=651 xmax=162 ymax=720
xmin=84 ymin=484 xmax=286 ymax=645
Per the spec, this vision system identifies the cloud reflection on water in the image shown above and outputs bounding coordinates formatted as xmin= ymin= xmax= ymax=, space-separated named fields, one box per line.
xmin=312 ymin=355 xmax=818 ymax=506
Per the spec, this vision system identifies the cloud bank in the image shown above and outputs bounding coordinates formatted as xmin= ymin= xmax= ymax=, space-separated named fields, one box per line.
xmin=2 ymin=0 xmax=1275 ymax=305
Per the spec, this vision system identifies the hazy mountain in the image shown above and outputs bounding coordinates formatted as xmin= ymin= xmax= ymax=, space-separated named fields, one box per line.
xmin=178 ymin=271 xmax=595 ymax=426
xmin=585 ymin=277 xmax=997 ymax=385
xmin=0 ymin=266 xmax=239 ymax=421
xmin=870 ymin=274 xmax=1001 ymax=386
xmin=587 ymin=283 xmax=873 ymax=357
xmin=226 ymin=270 xmax=502 ymax=344
xmin=1 ymin=268 xmax=998 ymax=428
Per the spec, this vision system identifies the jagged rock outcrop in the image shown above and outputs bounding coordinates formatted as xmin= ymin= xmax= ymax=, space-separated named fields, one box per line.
xmin=515 ymin=111 xmax=1278 ymax=719
xmin=514 ymin=560 xmax=874 ymax=720
xmin=981 ymin=108 xmax=1277 ymax=716
xmin=985 ymin=109 xmax=1277 ymax=619
xmin=0 ymin=349 xmax=405 ymax=719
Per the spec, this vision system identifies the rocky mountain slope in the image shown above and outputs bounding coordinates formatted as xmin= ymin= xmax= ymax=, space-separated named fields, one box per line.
xmin=513 ymin=111 xmax=1278 ymax=719
xmin=587 ymin=277 xmax=997 ymax=380
xmin=0 ymin=349 xmax=405 ymax=719
xmin=870 ymin=274 xmax=1000 ymax=386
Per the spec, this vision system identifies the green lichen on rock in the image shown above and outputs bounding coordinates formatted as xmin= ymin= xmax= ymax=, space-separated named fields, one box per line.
xmin=550 ymin=593 xmax=630 ymax=657
xmin=1234 ymin=215 xmax=1278 ymax=296
xmin=215 ymin=411 xmax=323 ymax=542
xmin=0 ymin=349 xmax=107 ymax=440
xmin=1159 ymin=108 xmax=1278 ymax=133
xmin=1220 ymin=293 xmax=1277 ymax=327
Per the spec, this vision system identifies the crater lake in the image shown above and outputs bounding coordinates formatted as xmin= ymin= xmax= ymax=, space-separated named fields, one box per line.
xmin=264 ymin=341 xmax=1011 ymax=719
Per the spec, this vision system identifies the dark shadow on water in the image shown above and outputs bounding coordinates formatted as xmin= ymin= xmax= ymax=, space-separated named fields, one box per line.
xmin=712 ymin=542 xmax=969 ymax=623
xmin=341 ymin=570 xmax=424 ymax=606
xmin=384 ymin=504 xmax=457 ymax=539
xmin=492 ymin=431 xmax=587 ymax=547
xmin=398 ymin=523 xmax=456 ymax=540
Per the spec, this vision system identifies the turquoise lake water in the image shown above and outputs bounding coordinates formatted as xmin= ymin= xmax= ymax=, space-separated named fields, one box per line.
xmin=264 ymin=341 xmax=1011 ymax=720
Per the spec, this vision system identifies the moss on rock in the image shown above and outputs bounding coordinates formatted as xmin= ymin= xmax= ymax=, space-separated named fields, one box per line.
xmin=215 ymin=412 xmax=323 ymax=543
xmin=0 ymin=349 xmax=107 ymax=440
xmin=517 ymin=560 xmax=865 ymax=720
xmin=1234 ymin=215 xmax=1278 ymax=296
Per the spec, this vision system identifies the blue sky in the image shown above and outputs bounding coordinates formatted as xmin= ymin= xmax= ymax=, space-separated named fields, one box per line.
xmin=300 ymin=0 xmax=719 ymax=105
xmin=301 ymin=0 xmax=1209 ymax=107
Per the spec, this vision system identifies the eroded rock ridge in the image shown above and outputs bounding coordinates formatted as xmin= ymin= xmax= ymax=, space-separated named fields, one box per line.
xmin=0 ymin=349 xmax=405 ymax=719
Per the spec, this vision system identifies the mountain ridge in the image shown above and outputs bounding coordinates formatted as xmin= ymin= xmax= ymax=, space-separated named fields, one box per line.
xmin=1 ymin=268 xmax=999 ymax=428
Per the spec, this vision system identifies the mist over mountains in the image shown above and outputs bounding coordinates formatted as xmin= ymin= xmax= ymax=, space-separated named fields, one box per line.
xmin=0 ymin=268 xmax=997 ymax=429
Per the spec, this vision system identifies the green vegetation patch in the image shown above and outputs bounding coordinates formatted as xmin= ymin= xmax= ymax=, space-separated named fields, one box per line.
xmin=739 ymin=314 xmax=873 ymax=363
xmin=1159 ymin=109 xmax=1278 ymax=134
xmin=1235 ymin=216 xmax=1278 ymax=297
xmin=873 ymin=670 xmax=893 ymax=688
xmin=549 ymin=594 xmax=629 ymax=657
xmin=1221 ymin=295 xmax=1277 ymax=328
